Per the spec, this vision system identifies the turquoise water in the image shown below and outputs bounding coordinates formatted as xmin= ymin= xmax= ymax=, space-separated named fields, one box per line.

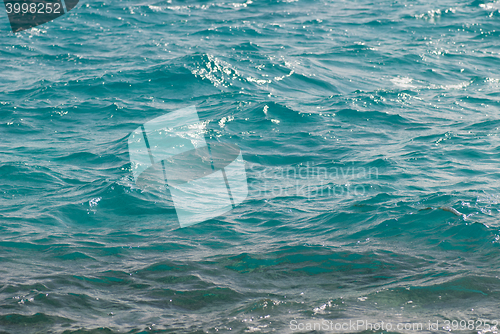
xmin=1 ymin=0 xmax=500 ymax=333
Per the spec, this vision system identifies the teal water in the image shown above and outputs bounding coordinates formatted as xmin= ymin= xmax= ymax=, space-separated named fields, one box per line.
xmin=1 ymin=0 xmax=500 ymax=333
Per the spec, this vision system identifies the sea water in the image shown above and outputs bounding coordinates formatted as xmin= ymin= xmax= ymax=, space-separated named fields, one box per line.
xmin=1 ymin=0 xmax=500 ymax=333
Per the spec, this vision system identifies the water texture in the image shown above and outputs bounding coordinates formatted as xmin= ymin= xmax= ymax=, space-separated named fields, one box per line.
xmin=1 ymin=0 xmax=500 ymax=332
